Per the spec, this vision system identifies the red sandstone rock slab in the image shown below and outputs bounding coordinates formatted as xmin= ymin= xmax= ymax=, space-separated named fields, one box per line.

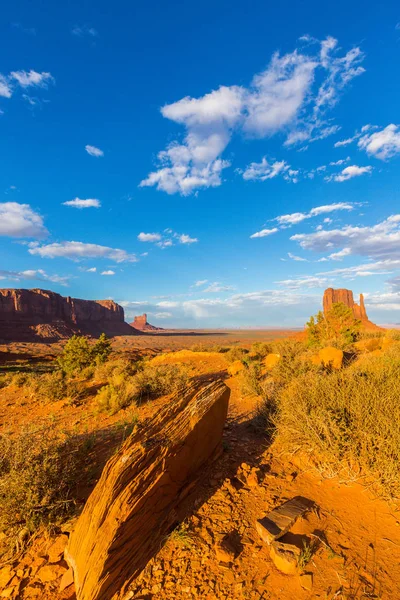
xmin=65 ymin=379 xmax=230 ymax=600
xmin=256 ymin=496 xmax=314 ymax=544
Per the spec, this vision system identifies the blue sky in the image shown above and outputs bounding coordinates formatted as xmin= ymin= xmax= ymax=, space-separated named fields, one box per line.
xmin=1 ymin=0 xmax=400 ymax=327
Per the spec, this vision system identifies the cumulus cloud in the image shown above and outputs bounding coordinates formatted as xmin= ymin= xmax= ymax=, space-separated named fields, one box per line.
xmin=272 ymin=202 xmax=355 ymax=228
xmin=0 ymin=202 xmax=48 ymax=238
xmin=0 ymin=268 xmax=69 ymax=286
xmin=291 ymin=214 xmax=400 ymax=260
xmin=329 ymin=165 xmax=372 ymax=182
xmin=63 ymin=197 xmax=101 ymax=209
xmin=240 ymin=158 xmax=295 ymax=182
xmin=317 ymin=259 xmax=400 ymax=278
xmin=250 ymin=227 xmax=279 ymax=239
xmin=358 ymin=124 xmax=400 ymax=160
xmin=29 ymin=241 xmax=138 ymax=262
xmin=140 ymin=36 xmax=365 ymax=195
xmin=101 ymin=270 xmax=115 ymax=276
xmin=193 ymin=279 xmax=208 ymax=287
xmin=138 ymin=232 xmax=162 ymax=242
xmin=137 ymin=230 xmax=198 ymax=246
xmin=287 ymin=252 xmax=308 ymax=261
xmin=85 ymin=144 xmax=104 ymax=157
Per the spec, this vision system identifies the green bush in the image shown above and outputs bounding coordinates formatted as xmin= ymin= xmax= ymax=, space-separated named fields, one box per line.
xmin=225 ymin=346 xmax=248 ymax=363
xmin=92 ymin=333 xmax=112 ymax=364
xmin=133 ymin=363 xmax=189 ymax=402
xmin=58 ymin=335 xmax=93 ymax=376
xmin=306 ymin=302 xmax=361 ymax=349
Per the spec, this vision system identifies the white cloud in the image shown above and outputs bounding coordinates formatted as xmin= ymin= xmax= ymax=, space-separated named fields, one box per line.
xmin=0 ymin=202 xmax=48 ymax=238
xmin=250 ymin=227 xmax=279 ymax=239
xmin=85 ymin=144 xmax=104 ymax=157
xmin=334 ymin=136 xmax=356 ymax=147
xmin=203 ymin=282 xmax=235 ymax=293
xmin=291 ymin=215 xmax=400 ymax=260
xmin=277 ymin=275 xmax=328 ymax=289
xmin=358 ymin=124 xmax=400 ymax=160
xmin=0 ymin=268 xmax=69 ymax=286
xmin=178 ymin=233 xmax=198 ymax=244
xmin=141 ymin=36 xmax=365 ymax=195
xmin=329 ymin=165 xmax=372 ymax=182
xmin=329 ymin=157 xmax=350 ymax=166
xmin=71 ymin=25 xmax=98 ymax=37
xmin=29 ymin=241 xmax=138 ymax=262
xmin=10 ymin=70 xmax=54 ymax=88
xmin=79 ymin=266 xmax=97 ymax=273
xmin=193 ymin=279 xmax=208 ymax=287
xmin=0 ymin=75 xmax=12 ymax=98
xmin=101 ymin=270 xmax=115 ymax=276
xmin=288 ymin=252 xmax=308 ymax=262
xmin=317 ymin=259 xmax=400 ymax=278
xmin=326 ymin=247 xmax=352 ymax=260
xmin=154 ymin=312 xmax=172 ymax=319
xmin=274 ymin=202 xmax=354 ymax=227
xmin=63 ymin=197 xmax=101 ymax=209
xmin=138 ymin=232 xmax=162 ymax=242
xmin=241 ymin=158 xmax=292 ymax=182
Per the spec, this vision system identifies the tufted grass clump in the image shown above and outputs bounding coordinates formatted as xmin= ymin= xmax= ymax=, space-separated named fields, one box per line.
xmin=274 ymin=347 xmax=400 ymax=497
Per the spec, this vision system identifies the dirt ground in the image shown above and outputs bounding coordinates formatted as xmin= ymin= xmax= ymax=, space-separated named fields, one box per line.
xmin=1 ymin=339 xmax=400 ymax=599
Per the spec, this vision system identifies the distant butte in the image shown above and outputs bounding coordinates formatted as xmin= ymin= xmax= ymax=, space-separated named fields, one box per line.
xmin=130 ymin=313 xmax=164 ymax=332
xmin=323 ymin=287 xmax=379 ymax=329
xmin=0 ymin=288 xmax=139 ymax=342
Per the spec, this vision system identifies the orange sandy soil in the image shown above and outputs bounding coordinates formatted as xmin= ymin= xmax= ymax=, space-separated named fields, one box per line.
xmin=1 ymin=347 xmax=400 ymax=599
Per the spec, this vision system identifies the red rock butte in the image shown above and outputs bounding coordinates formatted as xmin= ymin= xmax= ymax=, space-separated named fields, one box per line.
xmin=130 ymin=313 xmax=164 ymax=332
xmin=0 ymin=288 xmax=138 ymax=342
xmin=323 ymin=288 xmax=378 ymax=329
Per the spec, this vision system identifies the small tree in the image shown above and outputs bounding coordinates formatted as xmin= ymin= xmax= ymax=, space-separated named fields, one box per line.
xmin=92 ymin=333 xmax=112 ymax=365
xmin=58 ymin=335 xmax=93 ymax=376
xmin=306 ymin=302 xmax=361 ymax=348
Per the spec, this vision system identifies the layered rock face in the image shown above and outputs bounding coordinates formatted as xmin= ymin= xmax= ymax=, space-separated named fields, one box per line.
xmin=131 ymin=313 xmax=164 ymax=331
xmin=323 ymin=288 xmax=377 ymax=328
xmin=65 ymin=379 xmax=230 ymax=600
xmin=0 ymin=288 xmax=136 ymax=341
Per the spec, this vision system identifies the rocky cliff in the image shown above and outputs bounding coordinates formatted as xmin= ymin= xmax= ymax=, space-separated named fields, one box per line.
xmin=130 ymin=313 xmax=164 ymax=331
xmin=0 ymin=288 xmax=137 ymax=342
xmin=323 ymin=288 xmax=378 ymax=329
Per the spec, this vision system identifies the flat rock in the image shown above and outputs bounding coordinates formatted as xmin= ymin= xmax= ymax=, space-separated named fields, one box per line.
xmin=0 ymin=567 xmax=15 ymax=589
xmin=256 ymin=496 xmax=314 ymax=544
xmin=59 ymin=568 xmax=75 ymax=592
xmin=300 ymin=572 xmax=313 ymax=590
xmin=48 ymin=534 xmax=69 ymax=563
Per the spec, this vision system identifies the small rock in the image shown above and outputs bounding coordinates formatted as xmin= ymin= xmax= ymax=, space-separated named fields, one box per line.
xmin=0 ymin=588 xmax=14 ymax=598
xmin=59 ymin=567 xmax=74 ymax=592
xmin=36 ymin=564 xmax=65 ymax=583
xmin=300 ymin=572 xmax=313 ymax=591
xmin=215 ymin=536 xmax=236 ymax=563
xmin=48 ymin=534 xmax=69 ymax=563
xmin=0 ymin=567 xmax=14 ymax=589
xmin=269 ymin=540 xmax=301 ymax=575
xmin=246 ymin=470 xmax=259 ymax=487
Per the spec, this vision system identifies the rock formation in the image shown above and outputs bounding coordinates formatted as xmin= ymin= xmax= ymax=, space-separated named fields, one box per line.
xmin=323 ymin=288 xmax=378 ymax=329
xmin=0 ymin=288 xmax=137 ymax=342
xmin=65 ymin=379 xmax=230 ymax=600
xmin=130 ymin=313 xmax=164 ymax=331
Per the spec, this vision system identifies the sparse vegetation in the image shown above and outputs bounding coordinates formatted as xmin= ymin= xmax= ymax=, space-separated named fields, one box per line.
xmin=306 ymin=302 xmax=361 ymax=349
xmin=0 ymin=426 xmax=89 ymax=556
xmin=58 ymin=333 xmax=113 ymax=376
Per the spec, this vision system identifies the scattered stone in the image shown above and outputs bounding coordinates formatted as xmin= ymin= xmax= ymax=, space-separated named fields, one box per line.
xmin=59 ymin=567 xmax=75 ymax=592
xmin=256 ymin=496 xmax=314 ymax=544
xmin=245 ymin=469 xmax=259 ymax=487
xmin=215 ymin=537 xmax=236 ymax=563
xmin=0 ymin=567 xmax=14 ymax=589
xmin=36 ymin=564 xmax=65 ymax=583
xmin=48 ymin=534 xmax=69 ymax=563
xmin=300 ymin=572 xmax=313 ymax=590
xmin=269 ymin=540 xmax=301 ymax=575
xmin=0 ymin=588 xmax=14 ymax=598
xmin=66 ymin=380 xmax=230 ymax=600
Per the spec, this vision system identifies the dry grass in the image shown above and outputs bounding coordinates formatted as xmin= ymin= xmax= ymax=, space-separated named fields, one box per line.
xmin=274 ymin=346 xmax=400 ymax=497
xmin=0 ymin=426 xmax=91 ymax=558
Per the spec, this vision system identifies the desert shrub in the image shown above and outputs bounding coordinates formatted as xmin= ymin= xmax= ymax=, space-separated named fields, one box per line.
xmin=10 ymin=372 xmax=33 ymax=388
xmin=270 ymin=339 xmax=316 ymax=385
xmin=225 ymin=346 xmax=248 ymax=363
xmin=0 ymin=426 xmax=89 ymax=554
xmin=30 ymin=370 xmax=67 ymax=403
xmin=250 ymin=342 xmax=272 ymax=360
xmin=92 ymin=333 xmax=112 ymax=364
xmin=274 ymin=351 xmax=400 ymax=497
xmin=385 ymin=329 xmax=400 ymax=341
xmin=95 ymin=379 xmax=138 ymax=414
xmin=58 ymin=335 xmax=93 ymax=376
xmin=133 ymin=363 xmax=189 ymax=402
xmin=94 ymin=357 xmax=138 ymax=383
xmin=306 ymin=303 xmax=361 ymax=349
xmin=0 ymin=374 xmax=10 ymax=389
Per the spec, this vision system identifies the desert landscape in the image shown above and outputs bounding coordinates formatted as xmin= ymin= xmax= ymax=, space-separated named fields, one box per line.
xmin=2 ymin=4 xmax=400 ymax=598
xmin=1 ymin=286 xmax=400 ymax=599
